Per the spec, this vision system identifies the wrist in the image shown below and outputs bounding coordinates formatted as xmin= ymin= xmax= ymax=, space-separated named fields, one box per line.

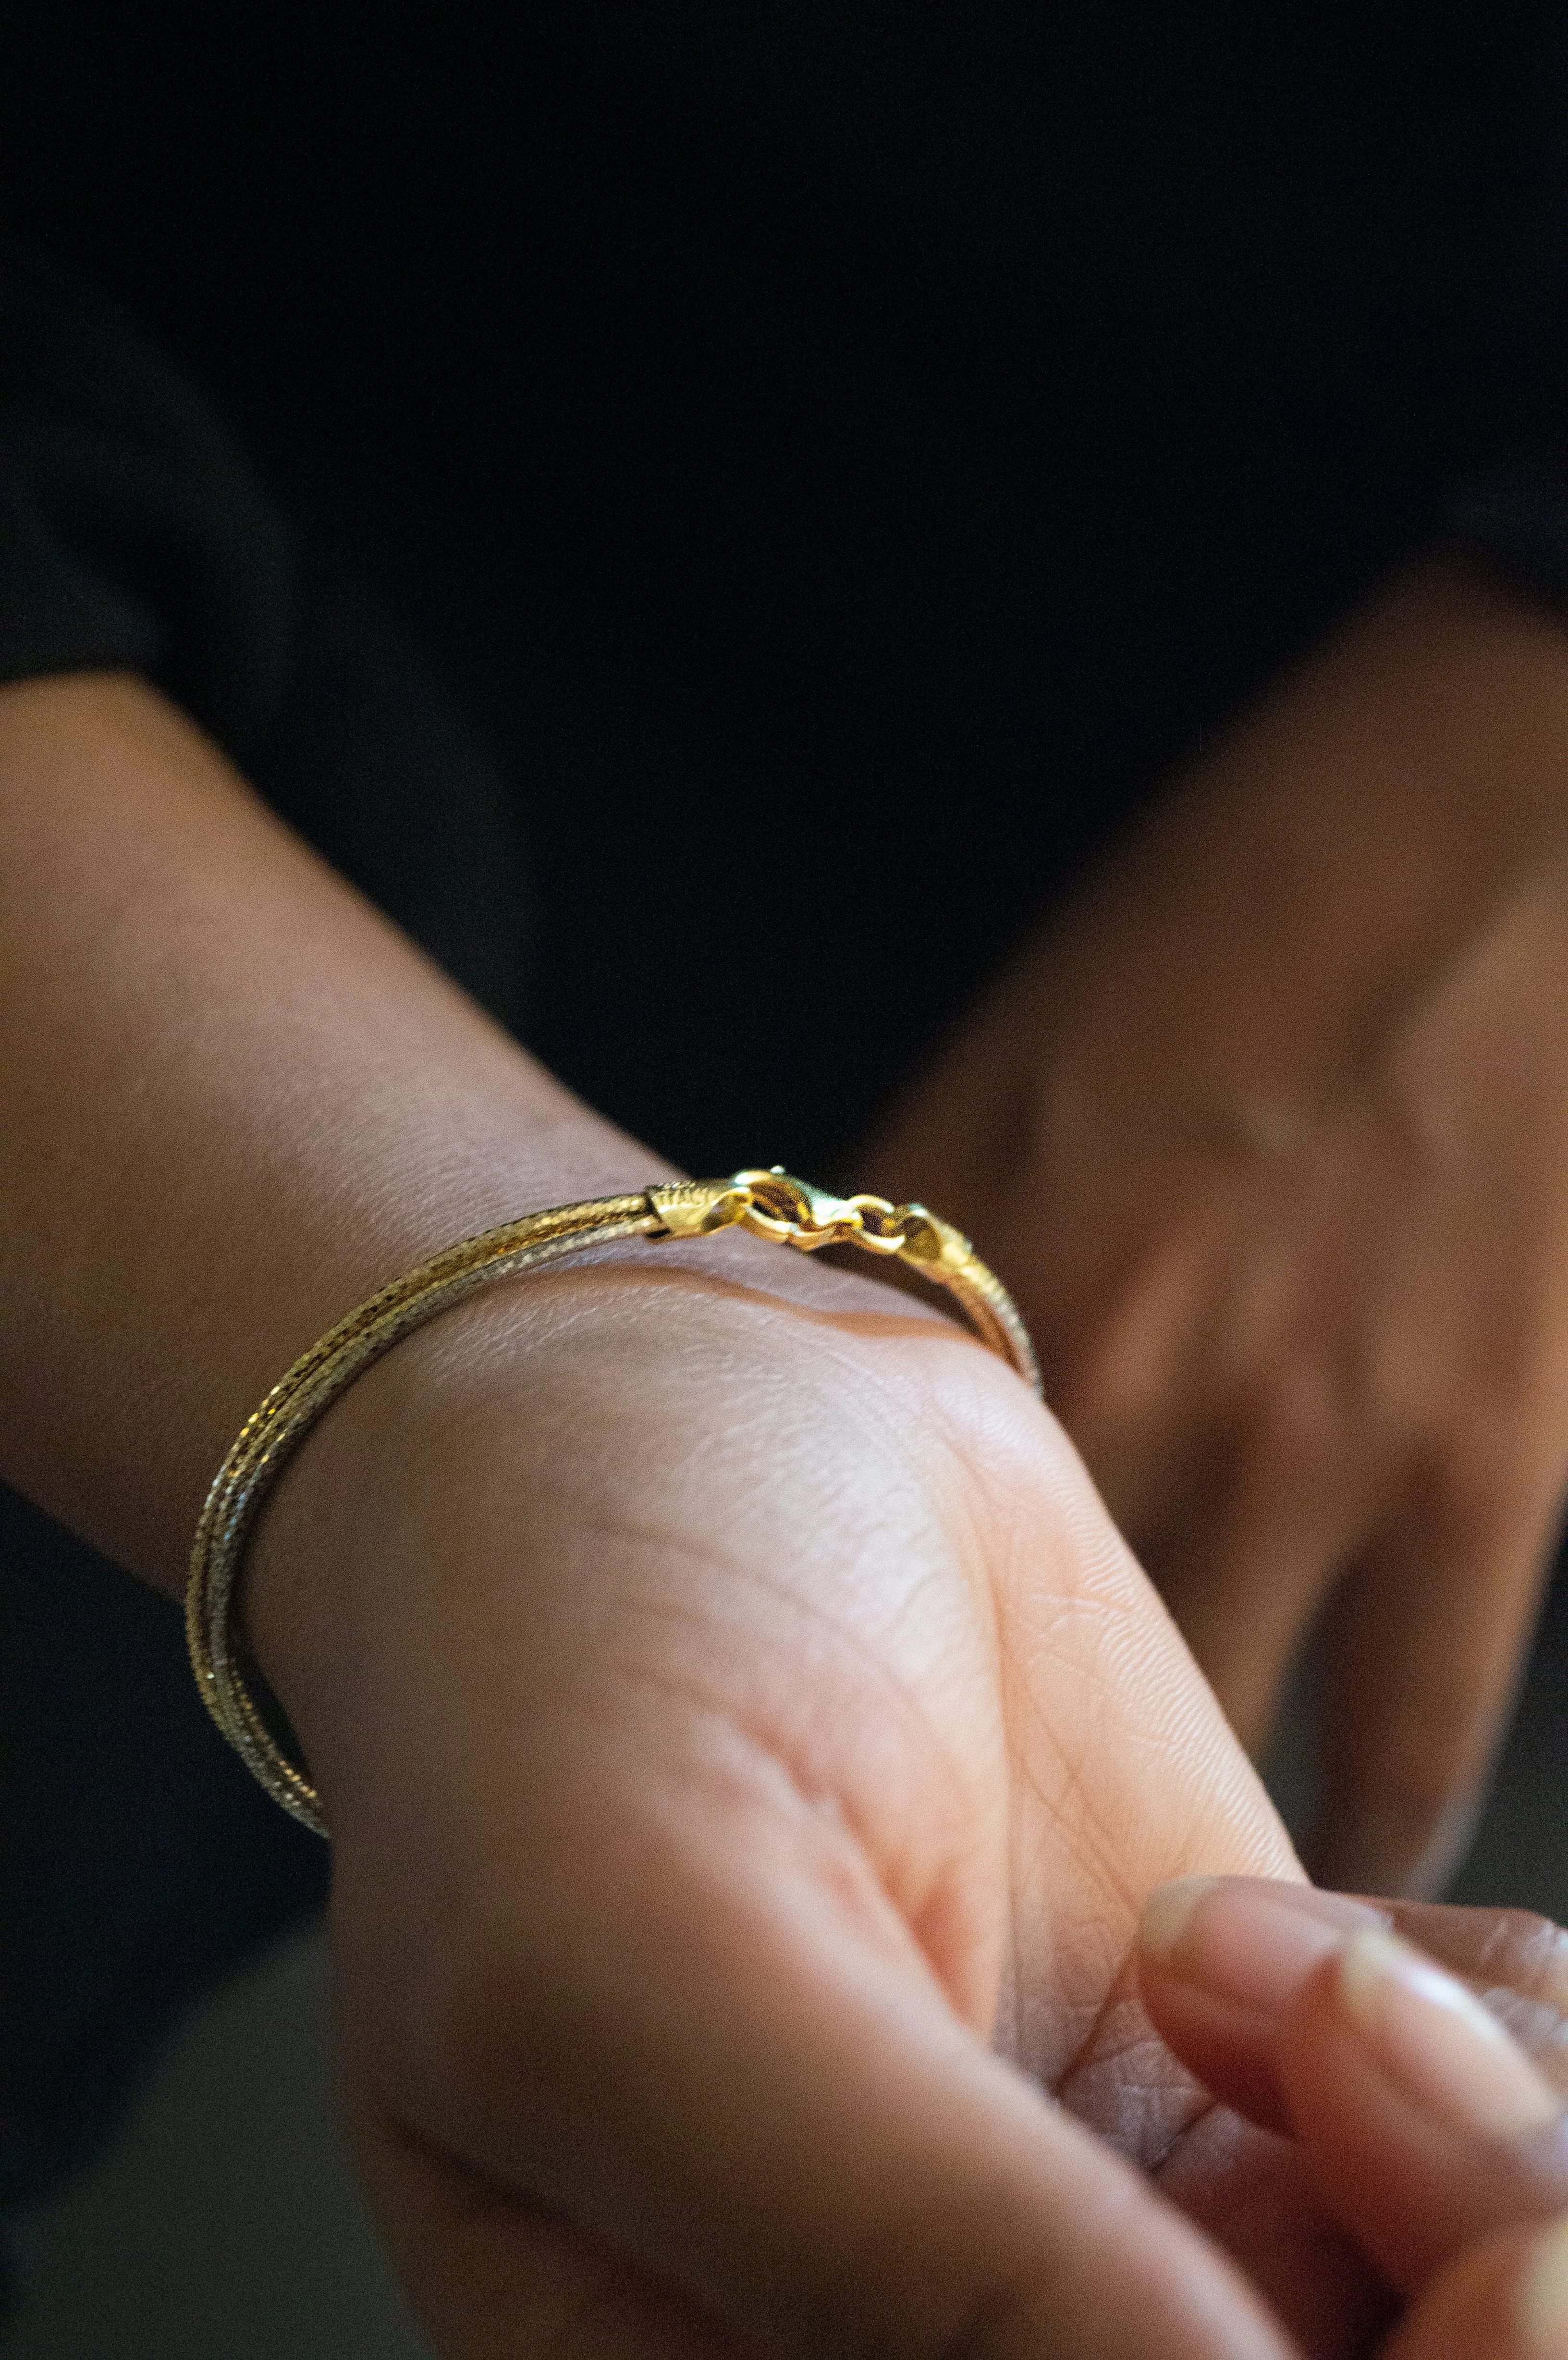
xmin=239 ymin=1219 xmax=954 ymax=1793
xmin=0 ymin=672 xmax=694 ymax=1593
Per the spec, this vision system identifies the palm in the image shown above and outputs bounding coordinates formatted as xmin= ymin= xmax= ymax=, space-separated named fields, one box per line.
xmin=281 ymin=1261 xmax=1371 ymax=2356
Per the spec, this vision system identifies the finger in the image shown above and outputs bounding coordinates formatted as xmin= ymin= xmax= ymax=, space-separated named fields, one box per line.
xmin=343 ymin=1812 xmax=1299 ymax=2360
xmin=1278 ymin=1930 xmax=1568 ymax=2293
xmin=1148 ymin=1513 xmax=1335 ymax=1765
xmin=1138 ymin=1880 xmax=1568 ymax=2136
xmin=1384 ymin=1902 xmax=1568 ymax=2096
xmin=1384 ymin=2218 xmax=1568 ymax=2360
xmin=1308 ymin=1474 xmax=1557 ymax=1897
xmin=1380 ymin=1903 xmax=1568 ymax=2008
xmin=1138 ymin=1877 xmax=1391 ymax=2134
xmin=1127 ymin=1400 xmax=1370 ymax=1762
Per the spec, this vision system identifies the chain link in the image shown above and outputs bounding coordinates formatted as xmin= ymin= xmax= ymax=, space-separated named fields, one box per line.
xmin=720 ymin=1167 xmax=946 ymax=1260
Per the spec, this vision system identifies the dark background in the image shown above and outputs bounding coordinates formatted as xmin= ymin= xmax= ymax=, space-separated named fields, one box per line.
xmin=2 ymin=3 xmax=1561 ymax=1170
xmin=2 ymin=0 xmax=1567 ymax=2266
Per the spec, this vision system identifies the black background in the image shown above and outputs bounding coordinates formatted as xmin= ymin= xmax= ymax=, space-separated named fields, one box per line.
xmin=0 ymin=3 xmax=1559 ymax=1168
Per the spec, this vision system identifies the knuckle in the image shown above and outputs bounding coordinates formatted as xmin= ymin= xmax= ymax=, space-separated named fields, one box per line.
xmin=1470 ymin=1909 xmax=1568 ymax=2012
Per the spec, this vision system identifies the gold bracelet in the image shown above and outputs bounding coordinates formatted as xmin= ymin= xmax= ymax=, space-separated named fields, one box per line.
xmin=186 ymin=1168 xmax=1039 ymax=1838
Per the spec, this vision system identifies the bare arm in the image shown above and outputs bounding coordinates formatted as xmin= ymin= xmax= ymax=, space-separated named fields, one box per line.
xmin=0 ymin=668 xmax=674 ymax=1591
xmin=0 ymin=667 xmax=1349 ymax=2360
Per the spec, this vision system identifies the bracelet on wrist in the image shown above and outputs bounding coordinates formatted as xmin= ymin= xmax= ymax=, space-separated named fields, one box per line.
xmin=185 ymin=1168 xmax=1039 ymax=1836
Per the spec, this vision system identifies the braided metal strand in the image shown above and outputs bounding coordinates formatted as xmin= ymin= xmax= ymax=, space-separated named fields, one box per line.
xmin=187 ymin=1173 xmax=1039 ymax=1835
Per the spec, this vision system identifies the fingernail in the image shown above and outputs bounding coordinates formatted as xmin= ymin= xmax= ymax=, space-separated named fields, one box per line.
xmin=1339 ymin=1930 xmax=1562 ymax=2139
xmin=1139 ymin=1877 xmax=1386 ymax=2017
xmin=1515 ymin=2215 xmax=1568 ymax=2357
xmin=1139 ymin=1877 xmax=1222 ymax=1958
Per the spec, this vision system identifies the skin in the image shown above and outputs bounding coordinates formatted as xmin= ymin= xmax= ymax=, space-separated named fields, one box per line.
xmin=0 ymin=671 xmax=1338 ymax=2354
xmin=863 ymin=553 xmax=1568 ymax=1896
xmin=1139 ymin=1877 xmax=1568 ymax=2356
xmin=2 ymin=669 xmax=1564 ymax=2353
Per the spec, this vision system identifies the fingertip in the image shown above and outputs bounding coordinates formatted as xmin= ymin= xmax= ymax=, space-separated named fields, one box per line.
xmin=1135 ymin=1877 xmax=1384 ymax=2137
xmin=1137 ymin=1876 xmax=1384 ymax=2015
xmin=1276 ymin=1932 xmax=1568 ymax=2294
xmin=1330 ymin=1929 xmax=1561 ymax=2141
xmin=1138 ymin=1876 xmax=1222 ymax=1962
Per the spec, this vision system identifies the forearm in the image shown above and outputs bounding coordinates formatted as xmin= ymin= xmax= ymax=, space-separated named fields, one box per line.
xmin=0 ymin=671 xmax=670 ymax=1594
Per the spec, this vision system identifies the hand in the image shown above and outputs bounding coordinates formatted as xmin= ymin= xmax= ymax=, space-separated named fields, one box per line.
xmin=862 ymin=556 xmax=1568 ymax=1894
xmin=0 ymin=675 xmax=1344 ymax=2350
xmin=1139 ymin=1876 xmax=1568 ymax=2357
xmin=243 ymin=1237 xmax=1389 ymax=2360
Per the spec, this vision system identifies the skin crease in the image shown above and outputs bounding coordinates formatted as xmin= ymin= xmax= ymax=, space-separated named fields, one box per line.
xmin=1 ymin=670 xmax=1566 ymax=2354
xmin=245 ymin=1260 xmax=1328 ymax=2359
xmin=861 ymin=553 xmax=1568 ymax=1900
xmin=0 ymin=674 xmax=1315 ymax=2356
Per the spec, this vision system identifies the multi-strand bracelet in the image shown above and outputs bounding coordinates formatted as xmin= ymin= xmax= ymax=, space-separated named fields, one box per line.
xmin=186 ymin=1168 xmax=1040 ymax=1838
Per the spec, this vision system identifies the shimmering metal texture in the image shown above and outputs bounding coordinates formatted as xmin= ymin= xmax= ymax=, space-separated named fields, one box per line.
xmin=187 ymin=1174 xmax=1039 ymax=1837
